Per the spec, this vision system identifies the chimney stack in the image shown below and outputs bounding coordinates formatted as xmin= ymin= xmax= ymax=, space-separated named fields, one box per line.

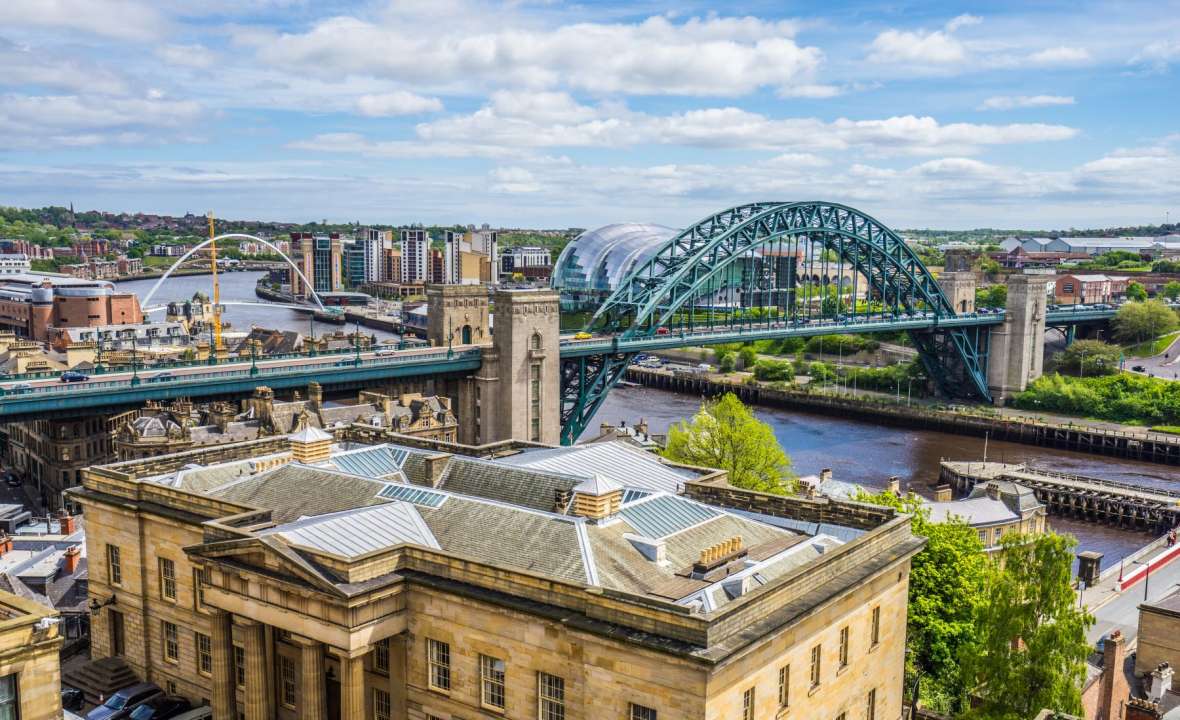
xmin=59 ymin=513 xmax=77 ymax=535
xmin=0 ymin=534 xmax=11 ymax=556
xmin=934 ymin=485 xmax=952 ymax=502
xmin=63 ymin=545 xmax=81 ymax=574
xmin=308 ymin=381 xmax=323 ymax=411
xmin=1099 ymin=630 xmax=1129 ymax=720
xmin=1149 ymin=663 xmax=1174 ymax=703
xmin=887 ymin=476 xmax=900 ymax=495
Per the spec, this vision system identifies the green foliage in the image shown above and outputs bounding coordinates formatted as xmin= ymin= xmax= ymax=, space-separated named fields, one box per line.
xmin=752 ymin=358 xmax=795 ymax=382
xmin=975 ymin=285 xmax=1008 ymax=308
xmin=804 ymin=334 xmax=879 ymax=355
xmin=661 ymin=393 xmax=796 ymax=493
xmin=1011 ymin=372 xmax=1180 ymax=425
xmin=807 ymin=361 xmax=836 ymax=382
xmin=1111 ymin=300 xmax=1179 ymax=344
xmin=749 ymin=337 xmax=805 ymax=355
xmin=1126 ymin=281 xmax=1149 ymax=301
xmin=1154 ymin=259 xmax=1180 ymax=273
xmin=718 ymin=354 xmax=736 ymax=373
xmin=738 ymin=345 xmax=758 ymax=369
xmin=842 ymin=360 xmax=927 ymax=395
xmin=961 ymin=533 xmax=1093 ymax=720
xmin=1089 ymin=250 xmax=1142 ymax=267
xmin=1151 ymin=425 xmax=1180 ymax=435
xmin=1162 ymin=281 xmax=1180 ymax=300
xmin=853 ymin=489 xmax=990 ymax=714
xmin=1053 ymin=340 xmax=1121 ymax=376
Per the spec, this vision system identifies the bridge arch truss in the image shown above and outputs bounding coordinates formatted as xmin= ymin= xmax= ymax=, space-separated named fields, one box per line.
xmin=560 ymin=201 xmax=992 ymax=443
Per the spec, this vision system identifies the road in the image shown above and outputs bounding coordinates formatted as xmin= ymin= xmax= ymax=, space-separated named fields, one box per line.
xmin=1086 ymin=546 xmax=1180 ymax=645
xmin=1129 ymin=333 xmax=1180 ymax=381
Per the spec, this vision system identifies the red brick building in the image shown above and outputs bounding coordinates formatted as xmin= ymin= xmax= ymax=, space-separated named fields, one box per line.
xmin=0 ymin=275 xmax=143 ymax=342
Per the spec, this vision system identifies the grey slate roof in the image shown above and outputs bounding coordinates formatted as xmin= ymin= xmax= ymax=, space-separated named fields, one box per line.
xmin=329 ymin=445 xmax=408 ymax=480
xmin=437 ymin=456 xmax=581 ymax=513
xmin=206 ymin=464 xmax=390 ymax=523
xmin=502 ymin=441 xmax=694 ymax=494
xmin=264 ymin=502 xmax=439 ymax=558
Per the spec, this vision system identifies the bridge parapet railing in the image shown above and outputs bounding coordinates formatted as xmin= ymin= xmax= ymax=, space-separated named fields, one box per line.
xmin=1016 ymin=466 xmax=1180 ymax=499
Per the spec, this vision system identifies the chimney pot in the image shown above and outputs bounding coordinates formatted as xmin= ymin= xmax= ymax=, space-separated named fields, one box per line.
xmin=63 ymin=545 xmax=81 ymax=574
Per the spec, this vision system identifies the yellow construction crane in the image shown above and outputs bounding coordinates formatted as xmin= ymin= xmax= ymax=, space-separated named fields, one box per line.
xmin=207 ymin=211 xmax=223 ymax=352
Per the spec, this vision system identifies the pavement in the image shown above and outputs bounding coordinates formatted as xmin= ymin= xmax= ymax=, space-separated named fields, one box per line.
xmin=1128 ymin=332 xmax=1180 ymax=380
xmin=1085 ymin=537 xmax=1180 ymax=645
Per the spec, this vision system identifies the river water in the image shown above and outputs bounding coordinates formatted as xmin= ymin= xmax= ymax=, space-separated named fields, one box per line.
xmin=114 ymin=271 xmax=400 ymax=341
xmin=120 ymin=272 xmax=1161 ymax=565
xmin=590 ymin=385 xmax=1173 ymax=565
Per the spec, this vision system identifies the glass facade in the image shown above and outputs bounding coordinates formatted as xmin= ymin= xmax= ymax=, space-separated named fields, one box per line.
xmin=551 ymin=223 xmax=678 ymax=309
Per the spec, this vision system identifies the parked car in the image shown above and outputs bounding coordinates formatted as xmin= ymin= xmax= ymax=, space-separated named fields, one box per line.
xmin=61 ymin=686 xmax=85 ymax=712
xmin=129 ymin=695 xmax=191 ymax=720
xmin=4 ymin=473 xmax=21 ymax=488
xmin=1132 ymin=365 xmax=1146 ymax=372
xmin=86 ymin=683 xmax=162 ymax=720
xmin=168 ymin=708 xmax=213 ymax=720
xmin=60 ymin=371 xmax=89 ymax=383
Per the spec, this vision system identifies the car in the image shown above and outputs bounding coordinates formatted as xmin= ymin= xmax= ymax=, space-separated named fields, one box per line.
xmin=1132 ymin=365 xmax=1146 ymax=372
xmin=4 ymin=473 xmax=21 ymax=488
xmin=149 ymin=372 xmax=174 ymax=382
xmin=128 ymin=695 xmax=192 ymax=720
xmin=62 ymin=686 xmax=85 ymax=712
xmin=655 ymin=327 xmax=670 ymax=335
xmin=572 ymin=331 xmax=593 ymax=340
xmin=375 ymin=346 xmax=398 ymax=356
xmin=60 ymin=371 xmax=89 ymax=383
xmin=86 ymin=682 xmax=162 ymax=720
xmin=167 ymin=709 xmax=212 ymax=720
xmin=6 ymin=382 xmax=31 ymax=392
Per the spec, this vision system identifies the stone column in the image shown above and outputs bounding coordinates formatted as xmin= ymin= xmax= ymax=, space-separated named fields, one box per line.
xmin=292 ymin=635 xmax=326 ymax=720
xmin=236 ymin=618 xmax=272 ymax=720
xmin=330 ymin=646 xmax=370 ymax=720
xmin=209 ymin=611 xmax=237 ymax=720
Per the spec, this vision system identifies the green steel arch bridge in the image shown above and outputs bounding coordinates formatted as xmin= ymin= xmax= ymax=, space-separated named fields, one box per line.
xmin=0 ymin=202 xmax=1115 ymax=441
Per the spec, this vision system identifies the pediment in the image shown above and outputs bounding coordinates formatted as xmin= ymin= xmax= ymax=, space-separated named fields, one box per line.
xmin=185 ymin=535 xmax=346 ymax=597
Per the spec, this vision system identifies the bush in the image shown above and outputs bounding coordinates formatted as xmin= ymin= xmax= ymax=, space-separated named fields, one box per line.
xmin=805 ymin=334 xmax=878 ymax=355
xmin=808 ymin=361 xmax=837 ymax=382
xmin=1112 ymin=300 xmax=1179 ymax=344
xmin=1053 ymin=340 xmax=1122 ymax=376
xmin=718 ymin=354 xmax=736 ymax=373
xmin=753 ymin=359 xmax=795 ymax=382
xmin=1011 ymin=373 xmax=1180 ymax=425
xmin=738 ymin=345 xmax=758 ymax=369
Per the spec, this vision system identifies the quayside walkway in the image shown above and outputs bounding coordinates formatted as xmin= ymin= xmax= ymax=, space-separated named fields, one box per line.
xmin=940 ymin=461 xmax=1180 ymax=533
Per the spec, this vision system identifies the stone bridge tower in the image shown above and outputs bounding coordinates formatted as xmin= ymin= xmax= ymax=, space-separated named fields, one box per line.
xmin=425 ymin=284 xmax=489 ymax=348
xmin=938 ymin=272 xmax=976 ymax=315
xmin=987 ymin=273 xmax=1051 ymax=402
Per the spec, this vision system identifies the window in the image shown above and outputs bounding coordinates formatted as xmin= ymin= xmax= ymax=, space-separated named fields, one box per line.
xmin=870 ymin=606 xmax=881 ymax=647
xmin=279 ymin=656 xmax=296 ymax=708
xmin=426 ymin=639 xmax=450 ymax=692
xmin=838 ymin=626 xmax=849 ymax=668
xmin=866 ymin=689 xmax=877 ymax=720
xmin=166 ymin=680 xmax=177 ymax=695
xmin=234 ymin=646 xmax=245 ymax=688
xmin=629 ymin=703 xmax=657 ymax=720
xmin=741 ymin=687 xmax=755 ymax=720
xmin=810 ymin=645 xmax=822 ymax=688
xmin=159 ymin=558 xmax=177 ymax=601
xmin=835 ymin=714 xmax=846 ymax=720
xmin=529 ymin=364 xmax=542 ymax=442
xmin=480 ymin=654 xmax=506 ymax=710
xmin=107 ymin=544 xmax=122 ymax=586
xmin=162 ymin=621 xmax=179 ymax=663
xmin=196 ymin=633 xmax=212 ymax=676
xmin=193 ymin=568 xmax=206 ymax=609
xmin=374 ymin=638 xmax=390 ymax=675
xmin=1063 ymin=282 xmax=1074 ymax=294
xmin=538 ymin=672 xmax=565 ymax=720
xmin=778 ymin=664 xmax=790 ymax=708
xmin=0 ymin=674 xmax=15 ymax=720
xmin=374 ymin=689 xmax=392 ymax=720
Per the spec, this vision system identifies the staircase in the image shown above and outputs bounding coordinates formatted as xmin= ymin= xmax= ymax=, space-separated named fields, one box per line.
xmin=63 ymin=656 xmax=139 ymax=705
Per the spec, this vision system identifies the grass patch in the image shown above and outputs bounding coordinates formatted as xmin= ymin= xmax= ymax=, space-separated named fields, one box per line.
xmin=1151 ymin=425 xmax=1180 ymax=435
xmin=1123 ymin=330 xmax=1180 ymax=358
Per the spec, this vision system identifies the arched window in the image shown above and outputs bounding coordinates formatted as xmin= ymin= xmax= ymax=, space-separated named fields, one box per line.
xmin=530 ymin=332 xmax=542 ymax=350
xmin=461 ymin=325 xmax=472 ymax=344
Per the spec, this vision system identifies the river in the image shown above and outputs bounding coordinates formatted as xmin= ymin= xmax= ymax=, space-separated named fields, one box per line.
xmin=120 ymin=271 xmax=1159 ymax=565
xmin=114 ymin=271 xmax=400 ymax=341
xmin=589 ymin=385 xmax=1171 ymax=565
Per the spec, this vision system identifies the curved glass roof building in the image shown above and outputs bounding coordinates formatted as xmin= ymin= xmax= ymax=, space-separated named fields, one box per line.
xmin=551 ymin=223 xmax=678 ymax=309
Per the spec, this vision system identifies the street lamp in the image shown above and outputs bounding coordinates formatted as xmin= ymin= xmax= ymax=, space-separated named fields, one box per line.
xmin=1132 ymin=558 xmax=1153 ymax=601
xmin=130 ymin=341 xmax=140 ymax=386
xmin=249 ymin=340 xmax=258 ymax=377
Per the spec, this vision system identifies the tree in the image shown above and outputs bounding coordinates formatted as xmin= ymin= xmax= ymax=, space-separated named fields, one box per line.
xmin=853 ymin=489 xmax=990 ymax=714
xmin=662 ymin=393 xmax=796 ymax=494
xmin=738 ymin=345 xmax=758 ymax=369
xmin=961 ymin=533 xmax=1094 ymax=720
xmin=1126 ymin=281 xmax=1148 ymax=301
xmin=1163 ymin=281 xmax=1180 ymax=300
xmin=1112 ymin=299 xmax=1179 ymax=344
xmin=1054 ymin=339 xmax=1121 ymax=375
xmin=976 ymin=285 xmax=1008 ymax=309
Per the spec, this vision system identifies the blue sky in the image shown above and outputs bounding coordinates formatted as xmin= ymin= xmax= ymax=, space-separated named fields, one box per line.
xmin=1 ymin=0 xmax=1177 ymax=230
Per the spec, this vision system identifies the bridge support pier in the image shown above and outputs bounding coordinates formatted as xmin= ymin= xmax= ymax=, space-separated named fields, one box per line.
xmin=987 ymin=273 xmax=1051 ymax=403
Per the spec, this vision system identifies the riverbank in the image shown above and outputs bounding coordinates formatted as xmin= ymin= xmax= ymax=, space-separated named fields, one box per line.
xmin=625 ymin=366 xmax=1180 ymax=465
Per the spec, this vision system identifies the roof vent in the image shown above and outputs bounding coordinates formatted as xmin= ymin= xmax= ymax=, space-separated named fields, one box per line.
xmin=626 ymin=535 xmax=666 ymax=564
xmin=692 ymin=536 xmax=745 ymax=576
xmin=571 ymin=474 xmax=624 ymax=520
xmin=289 ymin=413 xmax=332 ymax=464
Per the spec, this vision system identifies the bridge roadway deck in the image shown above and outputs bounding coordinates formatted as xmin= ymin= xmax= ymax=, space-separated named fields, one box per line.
xmin=943 ymin=461 xmax=1180 ymax=505
xmin=0 ymin=305 xmax=1114 ymax=418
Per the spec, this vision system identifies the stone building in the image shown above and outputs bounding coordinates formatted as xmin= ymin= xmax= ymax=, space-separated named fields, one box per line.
xmin=0 ymin=588 xmax=63 ymax=720
xmin=924 ymin=479 xmax=1047 ymax=552
xmin=3 ymin=413 xmax=123 ymax=511
xmin=71 ymin=430 xmax=922 ymax=720
xmin=115 ymin=388 xmax=459 ymax=460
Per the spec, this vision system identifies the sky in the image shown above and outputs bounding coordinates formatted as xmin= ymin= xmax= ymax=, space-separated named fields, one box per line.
xmin=1 ymin=0 xmax=1178 ymax=230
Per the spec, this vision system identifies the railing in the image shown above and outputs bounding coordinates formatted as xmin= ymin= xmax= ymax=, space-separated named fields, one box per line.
xmin=0 ymin=349 xmax=481 ymax=401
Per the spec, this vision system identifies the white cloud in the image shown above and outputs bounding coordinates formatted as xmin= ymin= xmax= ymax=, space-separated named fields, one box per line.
xmin=0 ymin=0 xmax=167 ymax=39
xmin=1026 ymin=46 xmax=1091 ymax=65
xmin=867 ymin=15 xmax=979 ymax=65
xmin=381 ymin=96 xmax=1080 ymax=158
xmin=241 ymin=12 xmax=826 ymax=97
xmin=0 ymin=39 xmax=128 ymax=94
xmin=0 ymin=93 xmax=203 ymax=148
xmin=1131 ymin=41 xmax=1180 ymax=70
xmin=355 ymin=92 xmax=444 ymax=117
xmin=490 ymin=167 xmax=542 ymax=194
xmin=286 ymin=132 xmax=518 ymax=159
xmin=157 ymin=44 xmax=217 ymax=69
xmin=978 ymin=95 xmax=1075 ymax=110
